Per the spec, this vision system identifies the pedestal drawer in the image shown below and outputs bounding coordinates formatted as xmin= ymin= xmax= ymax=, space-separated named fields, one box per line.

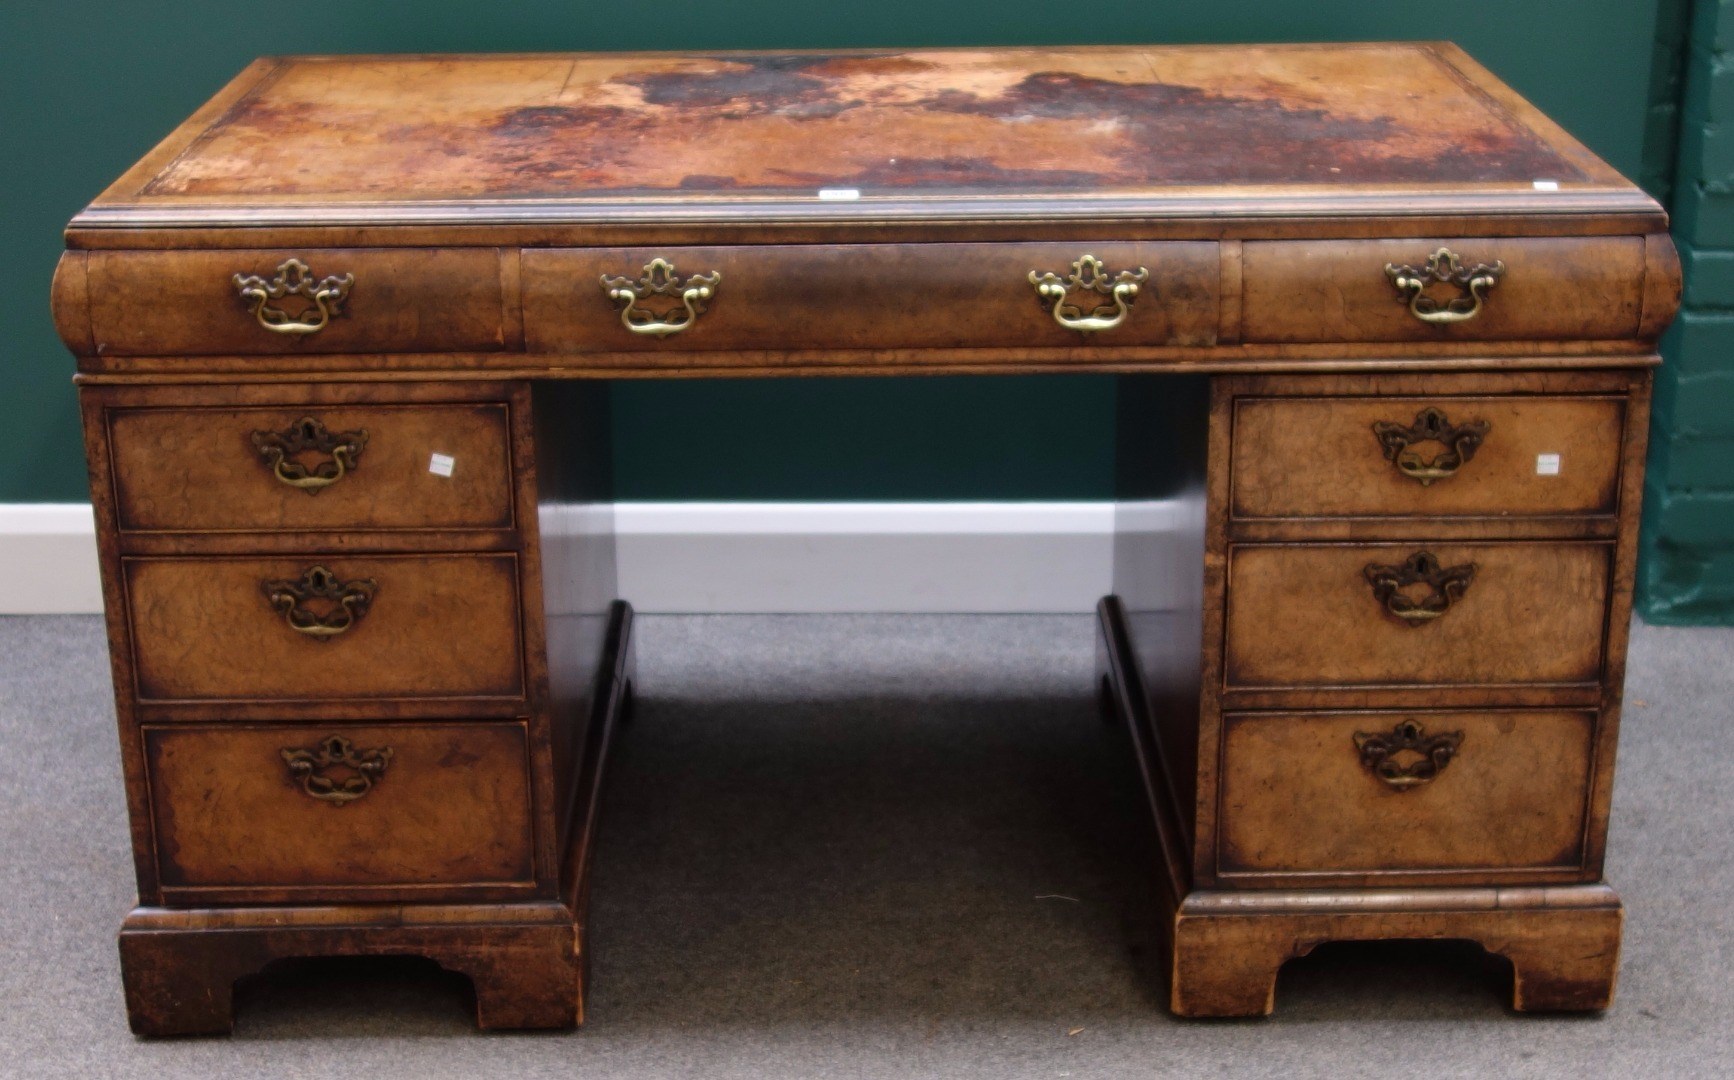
xmin=145 ymin=722 xmax=536 ymax=901
xmin=1241 ymin=237 xmax=1645 ymax=343
xmin=1223 ymin=542 xmax=1610 ymax=690
xmin=106 ymin=401 xmax=516 ymax=533
xmin=124 ymin=553 xmax=524 ymax=704
xmin=84 ymin=248 xmax=509 ymax=355
xmin=524 ymin=242 xmax=1219 ymax=354
xmin=1218 ymin=710 xmax=1595 ymax=879
xmin=1230 ymin=394 xmax=1627 ymax=520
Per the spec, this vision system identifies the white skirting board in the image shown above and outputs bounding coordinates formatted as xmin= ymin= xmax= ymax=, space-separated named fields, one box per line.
xmin=0 ymin=501 xmax=1183 ymax=615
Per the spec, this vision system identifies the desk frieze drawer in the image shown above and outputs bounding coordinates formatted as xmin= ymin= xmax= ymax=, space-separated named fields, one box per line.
xmin=105 ymin=401 xmax=517 ymax=533
xmin=1217 ymin=709 xmax=1596 ymax=884
xmin=1241 ymin=237 xmax=1646 ymax=343
xmin=1230 ymin=394 xmax=1627 ymax=521
xmin=1222 ymin=541 xmax=1611 ymax=693
xmin=82 ymin=248 xmax=509 ymax=356
xmin=523 ymin=242 xmax=1220 ymax=354
xmin=123 ymin=553 xmax=525 ymax=707
xmin=144 ymin=721 xmax=538 ymax=904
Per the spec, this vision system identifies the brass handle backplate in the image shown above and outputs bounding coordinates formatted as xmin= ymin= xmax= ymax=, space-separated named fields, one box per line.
xmin=1384 ymin=248 xmax=1504 ymax=324
xmin=1372 ymin=407 xmax=1490 ymax=486
xmin=1353 ymin=720 xmax=1463 ymax=790
xmin=233 ymin=258 xmax=354 ymax=335
xmin=1028 ymin=254 xmax=1149 ymax=332
xmin=251 ymin=416 xmax=369 ymax=494
xmin=600 ymin=258 xmax=720 ymax=337
xmin=1363 ymin=551 xmax=1476 ymax=625
xmin=262 ymin=565 xmax=377 ymax=640
xmin=281 ymin=735 xmax=393 ymax=806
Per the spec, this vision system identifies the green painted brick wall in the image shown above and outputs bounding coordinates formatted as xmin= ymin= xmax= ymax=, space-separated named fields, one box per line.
xmin=1643 ymin=0 xmax=1734 ymax=625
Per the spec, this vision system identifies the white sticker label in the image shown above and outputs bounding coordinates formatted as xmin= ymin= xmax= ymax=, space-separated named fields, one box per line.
xmin=1533 ymin=179 xmax=1560 ymax=191
xmin=428 ymin=452 xmax=456 ymax=478
xmin=818 ymin=188 xmax=860 ymax=201
xmin=1536 ymin=453 xmax=1561 ymax=476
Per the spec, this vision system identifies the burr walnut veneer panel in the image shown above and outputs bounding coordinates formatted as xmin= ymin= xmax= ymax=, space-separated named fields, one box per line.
xmin=85 ymin=249 xmax=510 ymax=356
xmin=145 ymin=722 xmax=537 ymax=900
xmin=107 ymin=401 xmax=515 ymax=533
xmin=524 ymin=242 xmax=1219 ymax=354
xmin=1222 ymin=542 xmax=1611 ymax=690
xmin=124 ymin=554 xmax=525 ymax=704
xmin=1229 ymin=395 xmax=1626 ymax=520
xmin=1217 ymin=709 xmax=1595 ymax=880
xmin=1241 ymin=238 xmax=1646 ymax=343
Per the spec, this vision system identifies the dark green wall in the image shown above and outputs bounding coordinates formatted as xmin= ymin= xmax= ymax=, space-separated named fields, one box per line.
xmin=1640 ymin=0 xmax=1734 ymax=625
xmin=2 ymin=1 xmax=1672 ymax=503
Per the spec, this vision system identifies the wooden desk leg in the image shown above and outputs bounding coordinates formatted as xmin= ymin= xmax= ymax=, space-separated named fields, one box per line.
xmin=118 ymin=919 xmax=585 ymax=1035
xmin=1166 ymin=898 xmax=1622 ymax=1017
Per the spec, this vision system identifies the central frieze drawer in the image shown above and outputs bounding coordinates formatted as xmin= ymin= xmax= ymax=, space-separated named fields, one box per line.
xmin=145 ymin=721 xmax=536 ymax=900
xmin=1223 ymin=541 xmax=1610 ymax=690
xmin=1217 ymin=709 xmax=1595 ymax=878
xmin=1230 ymin=393 xmax=1627 ymax=520
xmin=523 ymin=242 xmax=1220 ymax=353
xmin=1241 ymin=237 xmax=1646 ymax=342
xmin=84 ymin=248 xmax=509 ymax=356
xmin=106 ymin=401 xmax=516 ymax=533
xmin=124 ymin=553 xmax=525 ymax=704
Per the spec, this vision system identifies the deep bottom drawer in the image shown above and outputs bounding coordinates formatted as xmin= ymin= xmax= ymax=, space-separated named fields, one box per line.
xmin=146 ymin=721 xmax=537 ymax=900
xmin=1218 ymin=709 xmax=1595 ymax=879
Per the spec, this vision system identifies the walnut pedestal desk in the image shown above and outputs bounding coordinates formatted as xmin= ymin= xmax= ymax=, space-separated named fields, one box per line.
xmin=53 ymin=44 xmax=1678 ymax=1034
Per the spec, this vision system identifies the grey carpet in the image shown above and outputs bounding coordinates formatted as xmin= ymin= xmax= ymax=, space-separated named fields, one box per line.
xmin=0 ymin=614 xmax=1729 ymax=1079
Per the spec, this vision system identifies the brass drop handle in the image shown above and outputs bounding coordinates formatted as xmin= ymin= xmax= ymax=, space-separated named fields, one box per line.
xmin=600 ymin=257 xmax=721 ymax=337
xmin=1353 ymin=720 xmax=1462 ymax=790
xmin=233 ymin=258 xmax=355 ymax=335
xmin=1384 ymin=247 xmax=1504 ymax=324
xmin=251 ymin=417 xmax=369 ymax=494
xmin=1363 ymin=551 xmax=1476 ymax=625
xmin=1029 ymin=254 xmax=1149 ymax=332
xmin=262 ymin=565 xmax=377 ymax=640
xmin=281 ymin=735 xmax=393 ymax=806
xmin=1372 ymin=407 xmax=1490 ymax=486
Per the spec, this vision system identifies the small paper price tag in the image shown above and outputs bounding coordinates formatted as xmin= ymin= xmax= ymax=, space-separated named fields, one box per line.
xmin=428 ymin=452 xmax=456 ymax=478
xmin=1536 ymin=453 xmax=1561 ymax=476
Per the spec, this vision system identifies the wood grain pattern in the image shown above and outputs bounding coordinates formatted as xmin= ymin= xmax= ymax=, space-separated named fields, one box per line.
xmin=146 ymin=721 xmax=536 ymax=900
xmin=525 ymin=242 xmax=1219 ymax=353
xmin=86 ymin=248 xmax=507 ymax=355
xmin=107 ymin=400 xmax=515 ymax=532
xmin=124 ymin=553 xmax=525 ymax=703
xmin=1217 ymin=709 xmax=1594 ymax=879
xmin=1230 ymin=394 xmax=1626 ymax=520
xmin=1241 ymin=237 xmax=1647 ymax=343
xmin=1222 ymin=541 xmax=1611 ymax=690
